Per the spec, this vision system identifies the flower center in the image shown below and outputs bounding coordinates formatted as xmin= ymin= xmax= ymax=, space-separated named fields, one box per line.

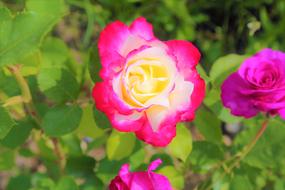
xmin=121 ymin=60 xmax=170 ymax=107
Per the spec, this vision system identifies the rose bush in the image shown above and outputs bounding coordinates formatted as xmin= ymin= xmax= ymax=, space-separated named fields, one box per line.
xmin=109 ymin=159 xmax=172 ymax=190
xmin=92 ymin=17 xmax=205 ymax=146
xmin=221 ymin=48 xmax=285 ymax=119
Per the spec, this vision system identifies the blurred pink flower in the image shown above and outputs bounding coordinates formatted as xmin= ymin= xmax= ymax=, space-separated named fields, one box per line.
xmin=221 ymin=48 xmax=285 ymax=119
xmin=109 ymin=159 xmax=173 ymax=190
xmin=92 ymin=17 xmax=205 ymax=146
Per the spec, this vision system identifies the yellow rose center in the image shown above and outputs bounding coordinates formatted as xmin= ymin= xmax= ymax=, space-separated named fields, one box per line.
xmin=121 ymin=60 xmax=171 ymax=107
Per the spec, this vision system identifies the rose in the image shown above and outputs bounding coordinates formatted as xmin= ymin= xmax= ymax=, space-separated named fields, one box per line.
xmin=92 ymin=17 xmax=205 ymax=146
xmin=221 ymin=48 xmax=285 ymax=119
xmin=109 ymin=159 xmax=173 ymax=190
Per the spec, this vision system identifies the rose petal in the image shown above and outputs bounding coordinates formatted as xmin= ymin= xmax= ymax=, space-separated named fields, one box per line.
xmin=135 ymin=113 xmax=178 ymax=146
xmin=93 ymin=82 xmax=146 ymax=132
xmin=165 ymin=40 xmax=200 ymax=81
xmin=148 ymin=159 xmax=162 ymax=171
xmin=148 ymin=173 xmax=173 ymax=190
xmin=221 ymin=72 xmax=259 ymax=118
xmin=279 ymin=109 xmax=285 ymax=120
xmin=129 ymin=17 xmax=155 ymax=41
xmin=98 ymin=21 xmax=130 ymax=67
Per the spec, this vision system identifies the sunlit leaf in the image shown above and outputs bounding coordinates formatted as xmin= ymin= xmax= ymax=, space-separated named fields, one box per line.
xmin=42 ymin=105 xmax=83 ymax=137
xmin=0 ymin=106 xmax=15 ymax=139
xmin=106 ymin=130 xmax=135 ymax=161
xmin=0 ymin=0 xmax=66 ymax=67
xmin=168 ymin=123 xmax=192 ymax=162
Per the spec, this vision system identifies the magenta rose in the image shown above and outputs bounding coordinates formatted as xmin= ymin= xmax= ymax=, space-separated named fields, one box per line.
xmin=92 ymin=17 xmax=205 ymax=146
xmin=109 ymin=159 xmax=173 ymax=190
xmin=221 ymin=48 xmax=285 ymax=119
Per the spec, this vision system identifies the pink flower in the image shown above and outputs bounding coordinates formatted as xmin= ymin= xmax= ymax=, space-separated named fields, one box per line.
xmin=221 ymin=48 xmax=285 ymax=119
xmin=109 ymin=159 xmax=173 ymax=190
xmin=92 ymin=17 xmax=205 ymax=146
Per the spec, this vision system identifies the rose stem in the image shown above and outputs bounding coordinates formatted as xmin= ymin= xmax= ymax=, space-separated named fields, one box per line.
xmin=204 ymin=118 xmax=269 ymax=190
xmin=7 ymin=65 xmax=40 ymax=125
xmin=7 ymin=65 xmax=65 ymax=174
xmin=227 ymin=118 xmax=269 ymax=172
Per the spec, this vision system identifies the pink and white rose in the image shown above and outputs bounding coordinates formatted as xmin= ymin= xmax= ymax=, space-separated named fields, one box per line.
xmin=92 ymin=17 xmax=205 ymax=146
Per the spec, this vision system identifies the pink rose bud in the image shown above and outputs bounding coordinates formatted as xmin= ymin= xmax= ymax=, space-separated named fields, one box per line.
xmin=92 ymin=17 xmax=205 ymax=146
xmin=221 ymin=48 xmax=285 ymax=119
xmin=109 ymin=159 xmax=173 ymax=190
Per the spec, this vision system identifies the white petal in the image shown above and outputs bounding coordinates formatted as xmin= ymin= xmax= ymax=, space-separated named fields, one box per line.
xmin=146 ymin=105 xmax=168 ymax=131
xmin=120 ymin=34 xmax=146 ymax=56
xmin=114 ymin=111 xmax=143 ymax=121
xmin=169 ymin=75 xmax=194 ymax=110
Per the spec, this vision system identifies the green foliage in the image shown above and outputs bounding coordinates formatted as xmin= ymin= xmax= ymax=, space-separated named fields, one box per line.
xmin=6 ymin=175 xmax=31 ymax=190
xmin=158 ymin=166 xmax=185 ymax=190
xmin=235 ymin=118 xmax=285 ymax=170
xmin=0 ymin=146 xmax=15 ymax=170
xmin=0 ymin=106 xmax=15 ymax=139
xmin=189 ymin=141 xmax=224 ymax=172
xmin=38 ymin=68 xmax=80 ymax=103
xmin=77 ymin=104 xmax=105 ymax=139
xmin=194 ymin=107 xmax=223 ymax=143
xmin=1 ymin=118 xmax=34 ymax=148
xmin=106 ymin=130 xmax=136 ymax=161
xmin=42 ymin=105 xmax=82 ymax=137
xmin=0 ymin=0 xmax=66 ymax=67
xmin=209 ymin=54 xmax=248 ymax=87
xmin=55 ymin=177 xmax=78 ymax=190
xmin=168 ymin=123 xmax=192 ymax=162
xmin=229 ymin=175 xmax=253 ymax=190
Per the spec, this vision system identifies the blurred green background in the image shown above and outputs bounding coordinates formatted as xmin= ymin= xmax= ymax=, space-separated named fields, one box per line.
xmin=1 ymin=0 xmax=285 ymax=190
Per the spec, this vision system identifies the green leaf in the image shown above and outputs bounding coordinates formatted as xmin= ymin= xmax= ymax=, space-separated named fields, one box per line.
xmin=61 ymin=134 xmax=82 ymax=157
xmin=96 ymin=158 xmax=124 ymax=185
xmin=77 ymin=104 xmax=105 ymax=139
xmin=93 ymin=105 xmax=111 ymax=129
xmin=157 ymin=166 xmax=184 ymax=190
xmin=0 ymin=0 xmax=66 ymax=67
xmin=274 ymin=179 xmax=285 ymax=190
xmin=88 ymin=45 xmax=102 ymax=82
xmin=0 ymin=146 xmax=15 ymax=170
xmin=30 ymin=173 xmax=56 ymax=190
xmin=209 ymin=54 xmax=248 ymax=86
xmin=55 ymin=177 xmax=78 ymax=190
xmin=0 ymin=70 xmax=21 ymax=97
xmin=42 ymin=105 xmax=83 ymax=137
xmin=37 ymin=68 xmax=80 ymax=104
xmin=66 ymin=156 xmax=96 ymax=178
xmin=197 ymin=64 xmax=210 ymax=84
xmin=19 ymin=51 xmax=41 ymax=76
xmin=1 ymin=118 xmax=34 ymax=149
xmin=0 ymin=106 xmax=15 ymax=139
xmin=151 ymin=153 xmax=174 ymax=167
xmin=130 ymin=148 xmax=146 ymax=170
xmin=204 ymin=88 xmax=242 ymax=124
xmin=229 ymin=175 xmax=253 ymax=190
xmin=234 ymin=118 xmax=285 ymax=171
xmin=167 ymin=123 xmax=192 ymax=162
xmin=189 ymin=141 xmax=224 ymax=172
xmin=106 ymin=130 xmax=136 ymax=160
xmin=40 ymin=37 xmax=69 ymax=67
xmin=194 ymin=106 xmax=223 ymax=143
xmin=6 ymin=175 xmax=31 ymax=190
xmin=211 ymin=171 xmax=231 ymax=190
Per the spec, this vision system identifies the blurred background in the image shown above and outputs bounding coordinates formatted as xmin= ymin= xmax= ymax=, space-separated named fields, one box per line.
xmin=1 ymin=0 xmax=285 ymax=189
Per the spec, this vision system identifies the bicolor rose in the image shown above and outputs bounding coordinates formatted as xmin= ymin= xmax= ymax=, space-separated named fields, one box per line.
xmin=109 ymin=159 xmax=173 ymax=190
xmin=221 ymin=48 xmax=285 ymax=119
xmin=92 ymin=17 xmax=205 ymax=146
